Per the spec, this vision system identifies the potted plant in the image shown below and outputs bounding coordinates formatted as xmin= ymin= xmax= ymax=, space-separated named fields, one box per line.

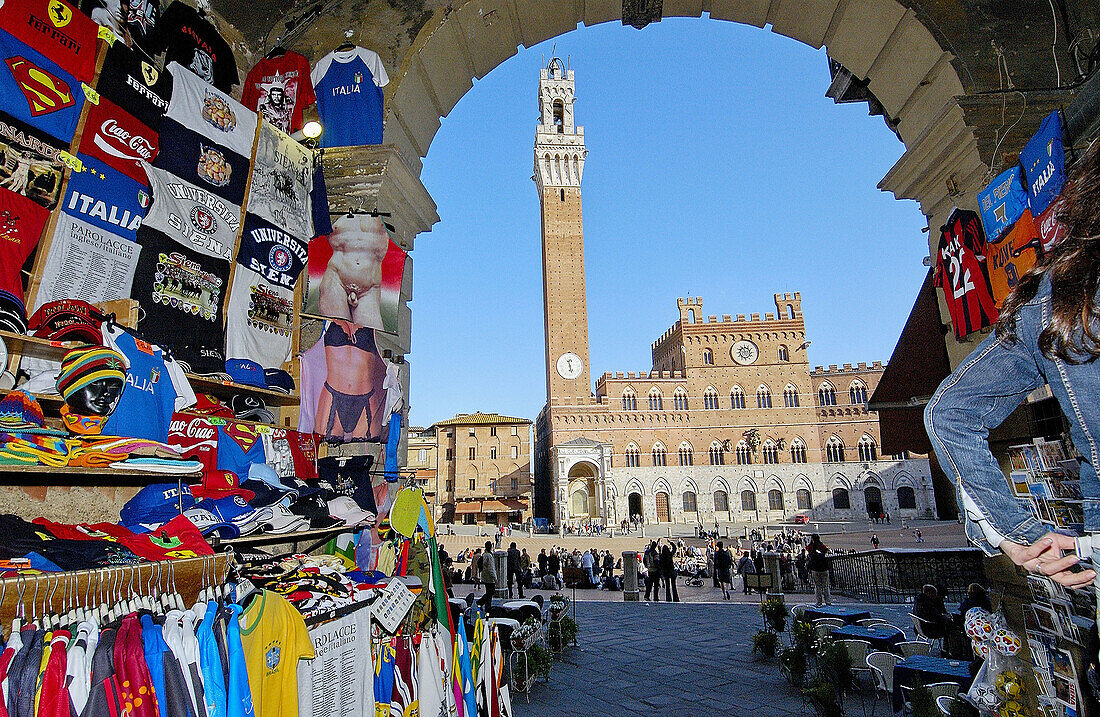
xmin=790 ymin=617 xmax=815 ymax=653
xmin=817 ymin=639 xmax=854 ymax=694
xmin=752 ymin=628 xmax=779 ymax=659
xmin=802 ymin=679 xmax=843 ymax=717
xmin=779 ymin=646 xmax=807 ymax=687
xmin=547 ymin=615 xmax=578 ymax=651
xmin=761 ymin=596 xmax=787 ymax=632
xmin=513 ymin=642 xmax=552 ymax=690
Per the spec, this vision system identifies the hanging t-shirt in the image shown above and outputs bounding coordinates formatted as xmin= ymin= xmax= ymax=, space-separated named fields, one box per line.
xmin=132 ymin=225 xmax=230 ymax=374
xmin=234 ymin=213 xmax=307 ymax=289
xmin=224 ymin=604 xmax=253 ymax=717
xmin=149 ymin=2 xmax=237 ymax=92
xmin=0 ymin=29 xmax=85 ymax=143
xmin=78 ymin=96 xmax=159 ymax=182
xmin=224 ymin=266 xmax=295 ymax=368
xmin=154 ymin=118 xmax=249 ymax=205
xmin=1020 ymin=110 xmax=1066 ymax=216
xmin=296 ymin=337 xmax=324 ymax=434
xmin=166 ymin=62 xmax=256 ymax=158
xmin=976 ymin=165 xmax=1027 ymax=242
xmin=102 ymin=323 xmax=194 ymax=442
xmin=0 ymin=0 xmax=97 ymax=82
xmin=142 ymin=162 xmax=241 ymax=261
xmin=986 ymin=209 xmax=1043 ymax=309
xmin=62 ymin=154 xmax=149 ymax=241
xmin=195 ymin=603 xmax=226 ymax=717
xmin=310 ymin=46 xmax=388 ymax=148
xmin=241 ymin=53 xmax=315 ymax=134
xmin=239 ymin=591 xmax=314 ymax=717
xmin=1037 ymin=196 xmax=1066 ymax=252
xmin=309 ymin=163 xmax=331 ymax=238
xmin=96 ymin=40 xmax=172 ymax=130
xmin=81 ymin=0 xmax=159 ymax=53
xmin=0 ymin=111 xmax=67 ymax=211
xmin=167 ymin=412 xmax=218 ymax=473
xmin=262 ymin=429 xmax=318 ymax=480
xmin=934 ymin=209 xmax=998 ymax=339
xmin=34 ymin=211 xmax=138 ymax=311
xmin=0 ymin=187 xmax=47 ymax=299
xmin=250 ymin=122 xmax=312 ymax=240
xmin=216 ymin=423 xmax=266 ymax=479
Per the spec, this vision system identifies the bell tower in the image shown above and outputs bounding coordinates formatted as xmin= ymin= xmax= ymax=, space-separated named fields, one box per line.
xmin=534 ymin=58 xmax=591 ymax=405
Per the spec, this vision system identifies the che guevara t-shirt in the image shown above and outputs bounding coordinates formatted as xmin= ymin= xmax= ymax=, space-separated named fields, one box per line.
xmin=0 ymin=111 xmax=67 ymax=211
xmin=249 ymin=121 xmax=312 ymax=240
xmin=154 ymin=118 xmax=249 ymax=206
xmin=166 ymin=62 xmax=256 ymax=158
xmin=142 ymin=162 xmax=241 ymax=261
xmin=61 ymin=154 xmax=149 ymax=241
xmin=96 ymin=40 xmax=172 ymax=130
xmin=0 ymin=29 xmax=85 ymax=144
xmin=241 ymin=52 xmax=315 ymax=134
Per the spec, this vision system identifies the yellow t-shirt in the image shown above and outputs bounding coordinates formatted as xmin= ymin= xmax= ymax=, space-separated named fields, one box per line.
xmin=239 ymin=591 xmax=315 ymax=717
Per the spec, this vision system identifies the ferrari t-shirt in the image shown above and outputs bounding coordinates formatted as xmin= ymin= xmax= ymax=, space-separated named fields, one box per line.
xmin=985 ymin=209 xmax=1043 ymax=309
xmin=0 ymin=186 xmax=47 ymax=300
xmin=34 ymin=211 xmax=138 ymax=310
xmin=250 ymin=122 xmax=312 ymax=240
xmin=976 ymin=165 xmax=1027 ymax=242
xmin=310 ymin=47 xmax=388 ymax=148
xmin=154 ymin=118 xmax=249 ymax=205
xmin=1020 ymin=110 xmax=1066 ymax=216
xmin=96 ymin=40 xmax=172 ymax=129
xmin=0 ymin=0 xmax=97 ymax=82
xmin=62 ymin=154 xmax=149 ymax=241
xmin=239 ymin=591 xmax=314 ymax=717
xmin=142 ymin=162 xmax=241 ymax=261
xmin=241 ymin=53 xmax=315 ymax=134
xmin=934 ymin=209 xmax=998 ymax=339
xmin=81 ymin=0 xmax=159 ymax=53
xmin=166 ymin=62 xmax=256 ymax=158
xmin=78 ymin=96 xmax=159 ymax=183
xmin=0 ymin=29 xmax=85 ymax=143
xmin=0 ymin=111 xmax=67 ymax=211
xmin=102 ymin=323 xmax=195 ymax=442
xmin=150 ymin=2 xmax=237 ymax=92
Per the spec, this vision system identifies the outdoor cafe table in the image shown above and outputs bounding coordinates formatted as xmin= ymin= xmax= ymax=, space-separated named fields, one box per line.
xmin=892 ymin=655 xmax=974 ymax=712
xmin=831 ymin=624 xmax=904 ymax=652
xmin=802 ymin=605 xmax=871 ymax=624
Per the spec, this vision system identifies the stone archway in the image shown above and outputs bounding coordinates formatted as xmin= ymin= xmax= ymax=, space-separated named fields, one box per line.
xmin=628 ymin=492 xmax=643 ymax=521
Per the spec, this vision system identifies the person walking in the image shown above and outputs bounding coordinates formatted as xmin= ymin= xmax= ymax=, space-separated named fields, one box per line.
xmin=479 ymin=541 xmax=498 ymax=611
xmin=506 ymin=541 xmax=522 ymax=598
xmin=914 ymin=528 xmax=923 ymax=543
xmin=714 ymin=541 xmax=733 ymax=600
xmin=870 ymin=533 xmax=880 ymax=549
xmin=659 ymin=540 xmax=679 ymax=602
xmin=737 ymin=550 xmax=755 ymax=595
xmin=643 ymin=541 xmax=660 ymax=601
xmin=807 ymin=534 xmax=832 ymax=605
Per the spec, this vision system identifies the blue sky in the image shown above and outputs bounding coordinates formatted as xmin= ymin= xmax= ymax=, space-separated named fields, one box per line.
xmin=410 ymin=18 xmax=929 ymax=428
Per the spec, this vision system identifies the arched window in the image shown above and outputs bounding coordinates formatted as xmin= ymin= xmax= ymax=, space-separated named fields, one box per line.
xmin=730 ymin=386 xmax=745 ymax=410
xmin=796 ymin=488 xmax=811 ymax=510
xmin=897 ymin=486 xmax=916 ymax=509
xmin=741 ymin=490 xmax=756 ymax=511
xmin=756 ymin=384 xmax=772 ymax=409
xmin=674 ymin=388 xmax=688 ymax=411
xmin=849 ymin=380 xmax=868 ymax=405
xmin=790 ymin=439 xmax=807 ymax=464
xmin=832 ymin=487 xmax=850 ymax=509
xmin=571 ymin=489 xmax=588 ymax=515
xmin=714 ymin=490 xmax=729 ymax=512
xmin=783 ymin=384 xmax=799 ymax=408
xmin=677 ymin=442 xmax=693 ymax=466
xmin=892 ymin=451 xmax=910 ymax=460
xmin=778 ymin=344 xmax=789 ymax=362
xmin=621 ymin=389 xmax=637 ymax=411
xmin=652 ymin=443 xmax=667 ymax=467
xmin=826 ymin=436 xmax=845 ymax=463
xmin=762 ymin=440 xmax=779 ymax=464
xmin=552 ymin=100 xmax=564 ymax=133
xmin=625 ymin=444 xmax=640 ymax=468
xmin=702 ymin=348 xmax=713 ymax=365
xmin=736 ymin=440 xmax=752 ymax=465
xmin=818 ymin=382 xmax=837 ymax=406
xmin=703 ymin=387 xmax=719 ymax=410
xmin=648 ymin=389 xmax=662 ymax=411
xmin=683 ymin=492 xmax=697 ymax=512
xmin=857 ymin=435 xmax=877 ymax=462
xmin=708 ymin=441 xmax=724 ymax=466
xmin=768 ymin=489 xmax=784 ymax=511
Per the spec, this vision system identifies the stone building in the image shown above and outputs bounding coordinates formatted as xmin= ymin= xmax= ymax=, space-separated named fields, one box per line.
xmin=431 ymin=413 xmax=533 ymax=525
xmin=531 ymin=61 xmax=933 ymax=528
xmin=406 ymin=426 xmax=438 ymax=511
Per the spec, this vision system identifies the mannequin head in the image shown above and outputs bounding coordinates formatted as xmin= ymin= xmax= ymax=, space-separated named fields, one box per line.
xmin=66 ymin=377 xmax=125 ymax=416
xmin=56 ymin=346 xmax=127 ymax=417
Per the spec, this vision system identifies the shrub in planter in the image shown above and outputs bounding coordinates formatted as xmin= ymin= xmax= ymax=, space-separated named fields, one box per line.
xmin=790 ymin=617 xmax=815 ymax=653
xmin=779 ymin=646 xmax=807 ymax=687
xmin=817 ymin=639 xmax=854 ymax=694
xmin=513 ymin=643 xmax=552 ymax=688
xmin=752 ymin=629 xmax=779 ymax=659
xmin=761 ymin=596 xmax=787 ymax=632
xmin=548 ymin=616 xmax=578 ymax=651
xmin=802 ymin=680 xmax=843 ymax=717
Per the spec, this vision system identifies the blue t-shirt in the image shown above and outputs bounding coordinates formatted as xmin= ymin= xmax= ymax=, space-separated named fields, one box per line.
xmin=0 ymin=29 xmax=85 ymax=143
xmin=224 ymin=603 xmax=253 ymax=717
xmin=976 ymin=165 xmax=1027 ymax=242
xmin=216 ymin=424 xmax=267 ymax=480
xmin=197 ymin=603 xmax=227 ymax=717
xmin=103 ymin=328 xmax=180 ymax=442
xmin=63 ymin=154 xmax=149 ymax=242
xmin=1020 ymin=110 xmax=1066 ymax=215
xmin=312 ymin=49 xmax=385 ymax=148
xmin=140 ymin=614 xmax=170 ymax=717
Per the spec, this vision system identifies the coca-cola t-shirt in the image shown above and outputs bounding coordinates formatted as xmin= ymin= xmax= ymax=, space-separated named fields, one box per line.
xmin=1037 ymin=196 xmax=1067 ymax=252
xmin=96 ymin=40 xmax=172 ymax=130
xmin=0 ymin=29 xmax=85 ymax=143
xmin=166 ymin=62 xmax=255 ymax=158
xmin=249 ymin=121 xmax=312 ymax=240
xmin=154 ymin=118 xmax=249 ymax=205
xmin=0 ymin=186 xmax=48 ymax=299
xmin=78 ymin=96 xmax=159 ymax=183
xmin=0 ymin=0 xmax=97 ymax=82
xmin=241 ymin=52 xmax=315 ymax=134
xmin=62 ymin=154 xmax=149 ymax=241
xmin=142 ymin=162 xmax=240 ymax=261
xmin=149 ymin=1 xmax=237 ymax=92
xmin=167 ymin=412 xmax=217 ymax=473
xmin=0 ymin=112 xmax=67 ymax=211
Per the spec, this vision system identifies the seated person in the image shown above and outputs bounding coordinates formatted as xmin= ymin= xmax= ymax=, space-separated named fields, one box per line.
xmin=959 ymin=583 xmax=993 ymax=616
xmin=913 ymin=584 xmax=952 ymax=639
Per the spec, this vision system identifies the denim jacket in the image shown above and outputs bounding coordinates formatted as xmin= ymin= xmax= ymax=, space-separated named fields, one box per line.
xmin=924 ymin=275 xmax=1100 ymax=555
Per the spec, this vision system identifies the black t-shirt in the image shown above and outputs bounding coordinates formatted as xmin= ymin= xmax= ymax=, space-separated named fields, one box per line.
xmin=133 ymin=225 xmax=230 ymax=374
xmin=81 ymin=0 xmax=160 ymax=52
xmin=154 ymin=117 xmax=249 ymax=205
xmin=150 ymin=1 xmax=237 ymax=92
xmin=96 ymin=40 xmax=173 ymax=129
xmin=317 ymin=455 xmax=377 ymax=514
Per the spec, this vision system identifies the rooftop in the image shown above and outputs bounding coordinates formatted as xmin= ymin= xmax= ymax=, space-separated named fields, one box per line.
xmin=432 ymin=412 xmax=533 ymax=427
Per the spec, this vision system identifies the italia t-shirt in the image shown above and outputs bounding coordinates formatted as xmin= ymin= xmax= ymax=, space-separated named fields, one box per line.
xmin=77 ymin=96 xmax=159 ymax=183
xmin=81 ymin=0 xmax=159 ymax=54
xmin=155 ymin=117 xmax=250 ymax=205
xmin=1020 ymin=110 xmax=1066 ymax=215
xmin=142 ymin=162 xmax=241 ymax=261
xmin=241 ymin=52 xmax=316 ymax=134
xmin=310 ymin=46 xmax=388 ymax=148
xmin=0 ymin=0 xmax=97 ymax=82
xmin=166 ymin=62 xmax=256 ymax=158
xmin=61 ymin=154 xmax=149 ymax=241
xmin=0 ymin=29 xmax=84 ymax=143
xmin=934 ymin=209 xmax=998 ymax=339
xmin=96 ymin=40 xmax=172 ymax=129
xmin=986 ymin=208 xmax=1043 ymax=308
xmin=239 ymin=591 xmax=314 ymax=717
xmin=0 ymin=112 xmax=67 ymax=211
xmin=132 ymin=225 xmax=230 ymax=374
xmin=149 ymin=1 xmax=237 ymax=92
xmin=976 ymin=165 xmax=1027 ymax=242
xmin=0 ymin=186 xmax=47 ymax=299
xmin=250 ymin=121 xmax=312 ymax=240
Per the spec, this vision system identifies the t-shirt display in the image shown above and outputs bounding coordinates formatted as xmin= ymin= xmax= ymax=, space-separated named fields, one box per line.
xmin=1037 ymin=196 xmax=1066 ymax=251
xmin=77 ymin=96 xmax=159 ymax=183
xmin=0 ymin=112 xmax=67 ymax=211
xmin=934 ymin=209 xmax=999 ymax=339
xmin=976 ymin=165 xmax=1027 ymax=242
xmin=250 ymin=122 xmax=312 ymax=240
xmin=166 ymin=62 xmax=257 ymax=159
xmin=216 ymin=423 xmax=265 ymax=480
xmin=102 ymin=324 xmax=194 ymax=443
xmin=239 ymin=591 xmax=314 ymax=717
xmin=167 ymin=412 xmax=217 ymax=473
xmin=310 ymin=46 xmax=388 ymax=148
xmin=141 ymin=162 xmax=240 ymax=261
xmin=96 ymin=40 xmax=173 ymax=130
xmin=241 ymin=53 xmax=315 ymax=135
xmin=0 ymin=0 xmax=97 ymax=82
xmin=262 ymin=429 xmax=318 ymax=481
xmin=985 ymin=208 xmax=1043 ymax=309
xmin=81 ymin=0 xmax=159 ymax=52
xmin=62 ymin=154 xmax=149 ymax=241
xmin=34 ymin=211 xmax=139 ymax=311
xmin=1019 ymin=110 xmax=1065 ymax=216
xmin=0 ymin=186 xmax=47 ymax=299
xmin=154 ymin=118 xmax=249 ymax=205
xmin=149 ymin=1 xmax=237 ymax=92
xmin=0 ymin=29 xmax=85 ymax=143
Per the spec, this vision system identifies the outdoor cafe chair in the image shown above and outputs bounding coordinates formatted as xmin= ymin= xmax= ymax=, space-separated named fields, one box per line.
xmin=813 ymin=617 xmax=846 ymax=628
xmin=790 ymin=604 xmax=807 ymax=619
xmin=898 ymin=681 xmax=958 ymax=713
xmin=813 ymin=623 xmax=836 ymax=642
xmin=897 ymin=640 xmax=935 ymax=658
xmin=839 ymin=640 xmax=873 ymax=685
xmin=866 ymin=651 xmax=899 ymax=699
xmin=857 ymin=617 xmax=891 ymax=628
xmin=936 ymin=695 xmax=960 ymax=716
xmin=909 ymin=613 xmax=944 ymax=654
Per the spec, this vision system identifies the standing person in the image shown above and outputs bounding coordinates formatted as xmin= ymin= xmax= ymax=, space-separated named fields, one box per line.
xmin=915 ymin=528 xmax=923 ymax=543
xmin=807 ymin=534 xmax=832 ymax=606
xmin=870 ymin=533 xmax=880 ymax=549
xmin=537 ymin=548 xmax=548 ymax=578
xmin=580 ymin=548 xmax=596 ymax=587
xmin=601 ymin=551 xmax=614 ymax=584
xmin=659 ymin=540 xmax=679 ymax=602
xmin=471 ymin=548 xmax=483 ymax=589
xmin=643 ymin=541 xmax=660 ymax=602
xmin=714 ymin=541 xmax=733 ymax=600
xmin=706 ymin=541 xmax=718 ymax=587
xmin=506 ymin=542 xmax=522 ymax=599
xmin=519 ymin=548 xmax=532 ymax=588
xmin=478 ymin=540 xmax=497 ymax=611
xmin=737 ymin=550 xmax=756 ymax=595
xmin=547 ymin=548 xmax=561 ymax=583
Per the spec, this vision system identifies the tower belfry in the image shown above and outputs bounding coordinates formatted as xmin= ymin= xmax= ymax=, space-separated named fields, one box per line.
xmin=535 ymin=58 xmax=591 ymax=405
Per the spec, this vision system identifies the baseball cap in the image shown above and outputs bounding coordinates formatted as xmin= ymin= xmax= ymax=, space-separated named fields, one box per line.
xmin=288 ymin=493 xmax=342 ymax=530
xmin=327 ymin=496 xmax=375 ymax=528
xmin=260 ymin=503 xmax=309 ymax=534
xmin=181 ymin=506 xmax=240 ymax=539
xmin=225 ymin=359 xmax=266 ymax=388
xmin=28 ymin=300 xmax=105 ymax=344
xmin=190 ymin=470 xmax=256 ymax=502
xmin=0 ymin=290 xmax=26 ymax=334
xmin=189 ymin=394 xmax=234 ymax=418
xmin=120 ymin=483 xmax=196 ymax=529
xmin=242 ymin=478 xmax=292 ymax=508
xmin=197 ymin=496 xmax=270 ymax=536
xmin=263 ymin=368 xmax=295 ymax=394
xmin=230 ymin=394 xmax=275 ymax=423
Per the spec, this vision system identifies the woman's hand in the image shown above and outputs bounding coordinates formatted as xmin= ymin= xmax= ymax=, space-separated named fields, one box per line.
xmin=1000 ymin=534 xmax=1096 ymax=588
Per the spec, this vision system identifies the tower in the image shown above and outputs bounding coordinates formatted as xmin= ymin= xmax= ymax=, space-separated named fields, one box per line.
xmin=534 ymin=58 xmax=591 ymax=404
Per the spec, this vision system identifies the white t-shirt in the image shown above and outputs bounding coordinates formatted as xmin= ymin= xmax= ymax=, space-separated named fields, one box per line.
xmin=224 ymin=266 xmax=294 ymax=368
xmin=166 ymin=62 xmax=258 ymax=158
xmin=249 ymin=121 xmax=313 ymax=240
xmin=142 ymin=163 xmax=242 ymax=261
xmin=34 ymin=212 xmax=140 ymax=311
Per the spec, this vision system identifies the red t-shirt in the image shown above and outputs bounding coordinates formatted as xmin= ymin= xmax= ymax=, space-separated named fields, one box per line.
xmin=0 ymin=186 xmax=48 ymax=299
xmin=934 ymin=209 xmax=999 ymax=339
xmin=1037 ymin=196 xmax=1067 ymax=252
xmin=0 ymin=0 xmax=97 ymax=82
xmin=241 ymin=52 xmax=316 ymax=134
xmin=167 ymin=412 xmax=218 ymax=473
xmin=78 ymin=96 xmax=158 ymax=183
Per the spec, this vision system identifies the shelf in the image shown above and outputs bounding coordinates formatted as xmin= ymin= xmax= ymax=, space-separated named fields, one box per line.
xmin=208 ymin=525 xmax=349 ymax=548
xmin=186 ymin=374 xmax=299 ymax=407
xmin=0 ymin=330 xmax=78 ymax=362
xmin=0 ymin=463 xmax=201 ymax=486
xmin=177 ymin=410 xmax=290 ymax=430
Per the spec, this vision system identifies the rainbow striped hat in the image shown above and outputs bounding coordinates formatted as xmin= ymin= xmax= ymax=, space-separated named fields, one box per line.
xmin=56 ymin=346 xmax=127 ymax=401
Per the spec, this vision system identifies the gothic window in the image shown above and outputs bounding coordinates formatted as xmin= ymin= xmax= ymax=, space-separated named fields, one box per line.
xmin=796 ymin=489 xmax=811 ymax=510
xmin=756 ymin=385 xmax=772 ymax=409
xmin=553 ymin=100 xmax=564 ymax=133
xmin=625 ymin=444 xmax=640 ymax=468
xmin=849 ymin=380 xmax=868 ymax=405
xmin=762 ymin=440 xmax=779 ymax=464
xmin=468 ymin=446 xmax=476 ymax=460
xmin=714 ymin=490 xmax=729 ymax=512
xmin=703 ymin=387 xmax=719 ymax=410
xmin=489 ymin=447 xmax=497 ymax=459
xmin=683 ymin=492 xmax=697 ymax=512
xmin=857 ymin=435 xmax=877 ymax=462
xmin=818 ymin=382 xmax=837 ymax=406
xmin=741 ymin=490 xmax=757 ymax=511
xmin=648 ymin=389 xmax=663 ymax=411
xmin=826 ymin=437 xmax=845 ymax=463
xmin=789 ymin=439 xmax=807 ymax=464
xmin=703 ymin=348 xmax=713 ymax=365
xmin=674 ymin=388 xmax=688 ymax=411
xmin=832 ymin=488 xmax=851 ymax=510
xmin=736 ymin=440 xmax=753 ymax=465
xmin=709 ymin=441 xmax=724 ymax=466
xmin=678 ymin=442 xmax=693 ymax=466
xmin=652 ymin=443 xmax=667 ymax=467
xmin=892 ymin=451 xmax=909 ymax=460
xmin=768 ymin=489 xmax=784 ymax=511
xmin=621 ymin=389 xmax=637 ymax=411
xmin=730 ymin=386 xmax=745 ymax=409
xmin=783 ymin=384 xmax=799 ymax=408
xmin=897 ymin=486 xmax=917 ymax=509
xmin=778 ymin=344 xmax=789 ymax=362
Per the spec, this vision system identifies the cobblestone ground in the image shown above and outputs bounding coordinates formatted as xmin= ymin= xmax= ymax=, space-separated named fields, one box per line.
xmin=513 ymin=601 xmax=917 ymax=717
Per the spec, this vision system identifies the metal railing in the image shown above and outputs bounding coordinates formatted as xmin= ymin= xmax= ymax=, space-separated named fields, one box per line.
xmin=828 ymin=547 xmax=985 ymax=604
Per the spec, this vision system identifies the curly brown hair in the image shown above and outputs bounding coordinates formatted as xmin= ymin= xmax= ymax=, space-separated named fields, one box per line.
xmin=998 ymin=136 xmax=1100 ymax=363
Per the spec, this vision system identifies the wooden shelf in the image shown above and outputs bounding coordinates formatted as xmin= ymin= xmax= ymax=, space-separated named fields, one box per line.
xmin=207 ymin=525 xmax=349 ymax=553
xmin=186 ymin=374 xmax=299 ymax=407
xmin=0 ymin=330 xmax=78 ymax=362
xmin=0 ymin=463 xmax=201 ymax=486
xmin=177 ymin=410 xmax=290 ymax=430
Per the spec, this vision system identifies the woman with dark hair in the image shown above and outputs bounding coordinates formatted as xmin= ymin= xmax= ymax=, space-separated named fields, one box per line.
xmin=925 ymin=137 xmax=1100 ymax=590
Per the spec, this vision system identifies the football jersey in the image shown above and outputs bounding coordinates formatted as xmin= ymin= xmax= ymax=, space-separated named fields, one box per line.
xmin=81 ymin=0 xmax=159 ymax=53
xmin=61 ymin=153 xmax=149 ymax=241
xmin=0 ymin=186 xmax=47 ymax=299
xmin=310 ymin=46 xmax=388 ymax=148
xmin=238 ymin=591 xmax=314 ymax=717
xmin=154 ymin=118 xmax=249 ymax=205
xmin=985 ymin=209 xmax=1043 ymax=308
xmin=77 ymin=95 xmax=159 ymax=182
xmin=1020 ymin=110 xmax=1065 ymax=215
xmin=241 ymin=53 xmax=315 ymax=134
xmin=167 ymin=412 xmax=218 ymax=473
xmin=142 ymin=162 xmax=241 ymax=261
xmin=934 ymin=209 xmax=999 ymax=339
xmin=34 ymin=211 xmax=139 ymax=311
xmin=96 ymin=40 xmax=172 ymax=129
xmin=0 ymin=29 xmax=84 ymax=143
xmin=976 ymin=165 xmax=1027 ymax=242
xmin=149 ymin=2 xmax=237 ymax=92
xmin=166 ymin=62 xmax=256 ymax=158
xmin=249 ymin=122 xmax=312 ymax=240
xmin=0 ymin=111 xmax=67 ymax=211
xmin=102 ymin=323 xmax=195 ymax=442
xmin=0 ymin=0 xmax=97 ymax=82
